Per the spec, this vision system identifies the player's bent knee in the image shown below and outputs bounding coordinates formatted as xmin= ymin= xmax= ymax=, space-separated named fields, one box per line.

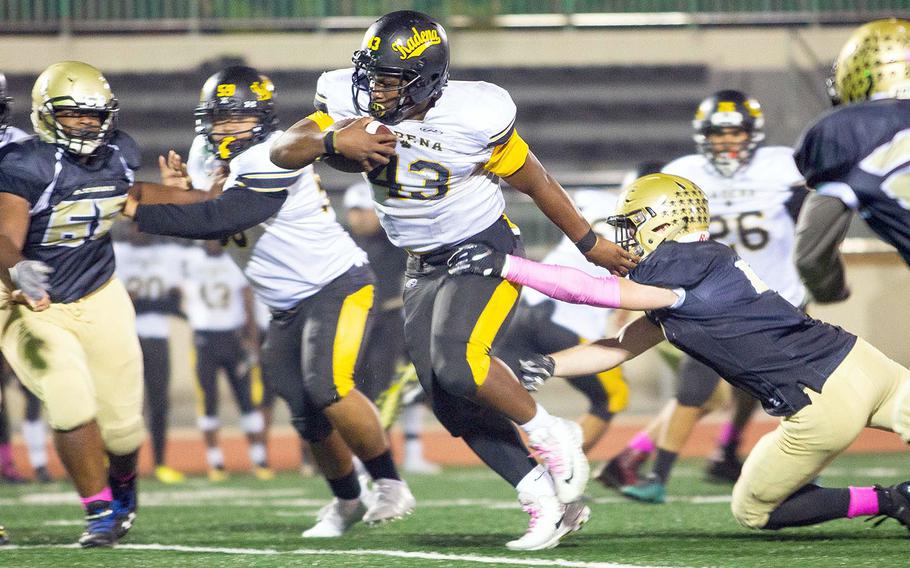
xmin=291 ymin=415 xmax=332 ymax=443
xmin=731 ymin=482 xmax=773 ymax=530
xmin=891 ymin=381 xmax=910 ymax=443
xmin=101 ymin=416 xmax=146 ymax=455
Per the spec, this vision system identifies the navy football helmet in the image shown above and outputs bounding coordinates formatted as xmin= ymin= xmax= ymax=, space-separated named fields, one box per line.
xmin=351 ymin=10 xmax=449 ymax=125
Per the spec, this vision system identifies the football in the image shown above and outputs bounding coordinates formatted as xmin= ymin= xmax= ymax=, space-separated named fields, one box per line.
xmin=320 ymin=119 xmax=396 ymax=173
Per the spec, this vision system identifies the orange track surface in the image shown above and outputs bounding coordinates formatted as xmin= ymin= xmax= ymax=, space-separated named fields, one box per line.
xmin=8 ymin=417 xmax=907 ymax=479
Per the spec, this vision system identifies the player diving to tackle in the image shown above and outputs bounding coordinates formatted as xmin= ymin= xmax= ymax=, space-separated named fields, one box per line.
xmin=124 ymin=65 xmax=414 ymax=537
xmin=0 ymin=61 xmax=216 ymax=547
xmin=449 ymin=173 xmax=910 ymax=534
xmin=270 ymin=10 xmax=638 ymax=550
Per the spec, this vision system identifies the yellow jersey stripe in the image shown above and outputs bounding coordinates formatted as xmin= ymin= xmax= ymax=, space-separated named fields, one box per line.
xmin=250 ymin=363 xmax=264 ymax=407
xmin=332 ymin=284 xmax=375 ymax=397
xmin=597 ymin=367 xmax=629 ymax=413
xmin=307 ymin=110 xmax=335 ymax=132
xmin=189 ymin=345 xmax=206 ymax=417
xmin=484 ymin=131 xmax=530 ymax=178
xmin=466 ymin=280 xmax=520 ymax=385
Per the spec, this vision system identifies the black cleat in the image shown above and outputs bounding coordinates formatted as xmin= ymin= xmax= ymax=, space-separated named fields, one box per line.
xmin=868 ymin=481 xmax=910 ymax=532
xmin=705 ymin=454 xmax=743 ymax=484
xmin=596 ymin=447 xmax=649 ymax=490
xmin=34 ymin=466 xmax=52 ymax=484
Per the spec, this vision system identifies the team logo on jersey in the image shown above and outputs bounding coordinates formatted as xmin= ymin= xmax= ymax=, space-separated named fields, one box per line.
xmin=392 ymin=27 xmax=441 ymax=60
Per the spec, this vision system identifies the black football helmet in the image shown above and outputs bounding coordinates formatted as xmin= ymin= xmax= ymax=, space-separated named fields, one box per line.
xmin=692 ymin=89 xmax=765 ymax=177
xmin=351 ymin=10 xmax=449 ymax=125
xmin=195 ymin=65 xmax=278 ymax=160
xmin=0 ymin=72 xmax=11 ymax=138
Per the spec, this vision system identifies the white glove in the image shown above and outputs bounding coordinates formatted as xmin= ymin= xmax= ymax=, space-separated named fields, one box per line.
xmin=9 ymin=260 xmax=53 ymax=301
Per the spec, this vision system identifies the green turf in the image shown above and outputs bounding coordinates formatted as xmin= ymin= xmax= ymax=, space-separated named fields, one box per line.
xmin=0 ymin=453 xmax=908 ymax=567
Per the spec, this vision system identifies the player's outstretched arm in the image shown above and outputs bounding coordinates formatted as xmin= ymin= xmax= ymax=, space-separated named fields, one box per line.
xmin=503 ymin=151 xmax=638 ymax=276
xmin=270 ymin=116 xmax=397 ymax=171
xmin=448 ymin=244 xmax=678 ymax=310
xmin=551 ymin=315 xmax=665 ymax=378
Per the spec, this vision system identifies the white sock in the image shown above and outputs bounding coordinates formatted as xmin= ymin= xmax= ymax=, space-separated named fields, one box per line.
xmin=22 ymin=420 xmax=48 ymax=468
xmin=207 ymin=447 xmax=225 ymax=469
xmin=402 ymin=405 xmax=424 ymax=463
xmin=249 ymin=442 xmax=267 ymax=467
xmin=519 ymin=403 xmax=557 ymax=435
xmin=515 ymin=464 xmax=556 ymax=497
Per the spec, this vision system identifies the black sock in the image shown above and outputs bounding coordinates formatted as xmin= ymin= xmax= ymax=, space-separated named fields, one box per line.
xmin=765 ymin=484 xmax=850 ymax=529
xmin=652 ymin=449 xmax=678 ymax=484
xmin=326 ymin=469 xmax=361 ymax=500
xmin=363 ymin=450 xmax=400 ymax=481
xmin=463 ymin=422 xmax=537 ymax=487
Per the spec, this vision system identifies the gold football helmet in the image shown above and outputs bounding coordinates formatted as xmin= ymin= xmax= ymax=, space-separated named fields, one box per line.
xmin=835 ymin=18 xmax=910 ymax=104
xmin=607 ymin=173 xmax=710 ymax=258
xmin=31 ymin=61 xmax=119 ymax=156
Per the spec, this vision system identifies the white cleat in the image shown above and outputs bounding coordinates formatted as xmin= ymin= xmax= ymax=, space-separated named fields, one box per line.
xmin=301 ymin=498 xmax=367 ymax=538
xmin=403 ymin=457 xmax=442 ymax=475
xmin=363 ymin=478 xmax=416 ymax=525
xmin=506 ymin=493 xmax=591 ymax=551
xmin=528 ymin=419 xmax=590 ymax=504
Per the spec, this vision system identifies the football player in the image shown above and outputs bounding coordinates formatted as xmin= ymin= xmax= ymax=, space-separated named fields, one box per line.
xmin=493 ymin=188 xmax=630 ymax=454
xmin=113 ymin=226 xmax=186 ymax=484
xmin=0 ymin=61 xmax=210 ymax=547
xmin=450 ymin=173 xmax=910 ymax=535
xmin=601 ymin=91 xmax=809 ymax=502
xmin=794 ymin=18 xmax=910 ymax=301
xmin=269 ymin=10 xmax=640 ymax=550
xmin=125 ymin=65 xmax=415 ymax=536
xmin=182 ymin=240 xmax=271 ymax=482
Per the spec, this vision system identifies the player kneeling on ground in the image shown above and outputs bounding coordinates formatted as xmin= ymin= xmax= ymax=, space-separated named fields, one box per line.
xmin=449 ymin=173 xmax=910 ymax=534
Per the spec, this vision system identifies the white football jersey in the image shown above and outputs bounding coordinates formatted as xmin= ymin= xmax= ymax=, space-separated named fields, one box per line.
xmin=0 ymin=126 xmax=29 ymax=149
xmin=523 ymin=190 xmax=618 ymax=340
xmin=187 ymin=132 xmax=368 ymax=310
xmin=113 ymin=241 xmax=186 ymax=338
xmin=662 ymin=146 xmax=806 ymax=307
xmin=315 ymin=69 xmax=526 ymax=252
xmin=181 ymin=247 xmax=249 ymax=332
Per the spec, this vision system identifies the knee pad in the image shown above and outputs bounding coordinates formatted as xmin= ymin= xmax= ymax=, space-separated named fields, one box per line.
xmin=240 ymin=411 xmax=265 ymax=434
xmin=100 ymin=415 xmax=146 ymax=455
xmin=730 ymin=481 xmax=772 ymax=530
xmin=290 ymin=413 xmax=332 ymax=443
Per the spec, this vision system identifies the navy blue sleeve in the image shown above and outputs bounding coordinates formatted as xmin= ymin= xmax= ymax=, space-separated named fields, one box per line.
xmin=0 ymin=141 xmax=52 ymax=205
xmin=135 ymin=187 xmax=286 ymax=240
xmin=793 ymin=110 xmax=859 ymax=188
xmin=111 ymin=131 xmax=142 ymax=171
xmin=630 ymin=241 xmax=723 ymax=290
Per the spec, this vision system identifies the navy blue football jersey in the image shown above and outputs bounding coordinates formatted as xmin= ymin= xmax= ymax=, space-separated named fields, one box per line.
xmin=632 ymin=240 xmax=856 ymax=417
xmin=794 ymin=99 xmax=910 ymax=265
xmin=0 ymin=132 xmax=140 ymax=302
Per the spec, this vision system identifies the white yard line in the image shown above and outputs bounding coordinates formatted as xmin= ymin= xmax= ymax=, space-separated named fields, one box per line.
xmin=1 ymin=542 xmax=680 ymax=568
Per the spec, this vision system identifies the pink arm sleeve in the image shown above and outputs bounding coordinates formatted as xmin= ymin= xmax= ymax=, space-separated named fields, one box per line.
xmin=503 ymin=255 xmax=621 ymax=308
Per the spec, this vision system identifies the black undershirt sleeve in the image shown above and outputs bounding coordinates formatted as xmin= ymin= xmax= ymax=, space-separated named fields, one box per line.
xmin=135 ymin=187 xmax=287 ymax=240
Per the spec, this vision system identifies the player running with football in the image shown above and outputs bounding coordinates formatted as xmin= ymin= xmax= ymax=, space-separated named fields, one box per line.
xmin=126 ymin=65 xmax=414 ymax=537
xmin=270 ymin=10 xmax=637 ymax=550
xmin=449 ymin=172 xmax=910 ymax=535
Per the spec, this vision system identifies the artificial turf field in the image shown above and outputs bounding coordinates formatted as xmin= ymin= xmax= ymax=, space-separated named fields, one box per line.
xmin=0 ymin=453 xmax=907 ymax=567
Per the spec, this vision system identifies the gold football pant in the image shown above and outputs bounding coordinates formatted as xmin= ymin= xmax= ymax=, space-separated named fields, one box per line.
xmin=732 ymin=338 xmax=910 ymax=529
xmin=0 ymin=277 xmax=145 ymax=455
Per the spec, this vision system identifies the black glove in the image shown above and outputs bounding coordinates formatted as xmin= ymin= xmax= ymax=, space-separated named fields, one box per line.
xmin=446 ymin=243 xmax=507 ymax=277
xmin=518 ymin=354 xmax=556 ymax=392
